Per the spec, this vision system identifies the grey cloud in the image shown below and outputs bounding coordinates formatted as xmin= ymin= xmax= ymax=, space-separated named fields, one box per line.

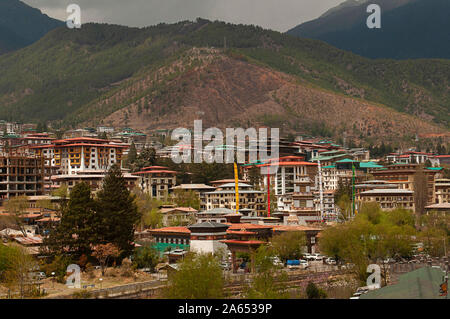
xmin=23 ymin=0 xmax=343 ymax=32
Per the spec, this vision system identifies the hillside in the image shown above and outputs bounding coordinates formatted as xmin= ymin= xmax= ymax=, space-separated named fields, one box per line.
xmin=0 ymin=0 xmax=63 ymax=54
xmin=287 ymin=0 xmax=450 ymax=60
xmin=0 ymin=20 xmax=448 ymax=144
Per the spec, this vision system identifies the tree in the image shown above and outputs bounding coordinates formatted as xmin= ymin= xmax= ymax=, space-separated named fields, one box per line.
xmin=95 ymin=165 xmax=140 ymax=257
xmin=45 ymin=182 xmax=96 ymax=257
xmin=92 ymin=243 xmax=120 ymax=276
xmin=126 ymin=142 xmax=137 ymax=166
xmin=164 ymin=253 xmax=224 ymax=299
xmin=270 ymin=231 xmax=306 ymax=262
xmin=413 ymin=165 xmax=428 ymax=218
xmin=133 ymin=188 xmax=163 ymax=229
xmin=1 ymin=244 xmax=37 ymax=298
xmin=132 ymin=246 xmax=160 ymax=271
xmin=171 ymin=189 xmax=200 ymax=210
xmin=4 ymin=195 xmax=29 ymax=236
xmin=248 ymin=166 xmax=262 ymax=189
xmin=306 ymin=282 xmax=327 ymax=299
xmin=245 ymin=246 xmax=289 ymax=299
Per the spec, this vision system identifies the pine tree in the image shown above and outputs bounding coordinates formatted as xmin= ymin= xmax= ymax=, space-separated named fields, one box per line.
xmin=127 ymin=142 xmax=137 ymax=165
xmin=45 ymin=182 xmax=96 ymax=257
xmin=95 ymin=165 xmax=140 ymax=258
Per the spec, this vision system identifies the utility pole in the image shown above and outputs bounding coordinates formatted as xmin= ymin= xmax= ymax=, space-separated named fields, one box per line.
xmin=318 ymin=160 xmax=324 ymax=223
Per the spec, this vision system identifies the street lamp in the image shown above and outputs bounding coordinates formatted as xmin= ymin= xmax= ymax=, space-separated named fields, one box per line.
xmin=99 ymin=278 xmax=103 ymax=289
xmin=51 ymin=272 xmax=55 ymax=289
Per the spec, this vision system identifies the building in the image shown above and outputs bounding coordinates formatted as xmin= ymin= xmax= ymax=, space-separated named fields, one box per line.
xmin=160 ymin=206 xmax=198 ymax=226
xmin=370 ymin=164 xmax=440 ymax=205
xmin=134 ymin=166 xmax=177 ymax=200
xmin=51 ymin=170 xmax=138 ymax=193
xmin=203 ymin=183 xmax=265 ymax=215
xmin=357 ymin=189 xmax=415 ymax=211
xmin=32 ymin=137 xmax=128 ymax=175
xmin=434 ymin=179 xmax=450 ymax=204
xmin=425 ymin=203 xmax=450 ymax=215
xmin=0 ymin=154 xmax=45 ymax=202
xmin=188 ymin=221 xmax=230 ymax=254
xmin=196 ymin=208 xmax=235 ymax=223
xmin=386 ymin=151 xmax=433 ymax=164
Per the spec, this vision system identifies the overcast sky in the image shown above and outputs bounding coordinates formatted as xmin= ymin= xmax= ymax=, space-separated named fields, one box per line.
xmin=23 ymin=0 xmax=343 ymax=32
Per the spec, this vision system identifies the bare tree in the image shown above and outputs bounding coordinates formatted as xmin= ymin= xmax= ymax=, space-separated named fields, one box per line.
xmin=413 ymin=165 xmax=428 ymax=222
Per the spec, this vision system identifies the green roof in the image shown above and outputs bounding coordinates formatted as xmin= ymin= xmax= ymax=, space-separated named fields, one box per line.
xmin=323 ymin=165 xmax=336 ymax=169
xmin=336 ymin=159 xmax=358 ymax=163
xmin=151 ymin=242 xmax=189 ymax=255
xmin=360 ymin=267 xmax=446 ymax=299
xmin=427 ymin=167 xmax=443 ymax=171
xmin=360 ymin=162 xmax=384 ymax=168
xmin=311 ymin=154 xmax=348 ymax=162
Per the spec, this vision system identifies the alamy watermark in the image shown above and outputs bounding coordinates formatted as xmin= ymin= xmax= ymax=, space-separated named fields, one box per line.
xmin=367 ymin=4 xmax=381 ymax=29
xmin=66 ymin=4 xmax=82 ymax=29
xmin=170 ymin=120 xmax=280 ymax=174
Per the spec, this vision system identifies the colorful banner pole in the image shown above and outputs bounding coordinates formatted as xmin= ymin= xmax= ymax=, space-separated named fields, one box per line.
xmin=267 ymin=165 xmax=271 ymax=218
xmin=234 ymin=162 xmax=239 ymax=214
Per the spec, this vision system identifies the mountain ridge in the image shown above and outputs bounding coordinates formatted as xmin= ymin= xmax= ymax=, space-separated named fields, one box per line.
xmin=287 ymin=0 xmax=450 ymax=60
xmin=0 ymin=20 xmax=448 ymax=145
xmin=0 ymin=0 xmax=63 ymax=54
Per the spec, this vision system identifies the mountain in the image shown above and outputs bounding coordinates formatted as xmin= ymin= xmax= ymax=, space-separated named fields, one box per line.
xmin=287 ymin=0 xmax=450 ymax=60
xmin=0 ymin=0 xmax=63 ymax=54
xmin=0 ymin=20 xmax=448 ymax=145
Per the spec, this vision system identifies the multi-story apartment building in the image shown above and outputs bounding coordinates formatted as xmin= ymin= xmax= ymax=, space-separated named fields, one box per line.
xmin=203 ymin=183 xmax=265 ymax=215
xmin=357 ymin=189 xmax=415 ymax=211
xmin=434 ymin=179 xmax=450 ymax=204
xmin=134 ymin=166 xmax=177 ymax=200
xmin=370 ymin=164 xmax=439 ymax=205
xmin=0 ymin=153 xmax=45 ymax=202
xmin=51 ymin=137 xmax=127 ymax=175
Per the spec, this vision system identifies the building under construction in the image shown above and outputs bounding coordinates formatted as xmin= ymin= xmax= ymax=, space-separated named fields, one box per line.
xmin=0 ymin=152 xmax=45 ymax=202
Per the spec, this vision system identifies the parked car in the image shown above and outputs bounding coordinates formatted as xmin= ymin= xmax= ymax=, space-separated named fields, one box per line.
xmin=312 ymin=253 xmax=324 ymax=261
xmin=270 ymin=257 xmax=284 ymax=267
xmin=220 ymin=262 xmax=231 ymax=271
xmin=325 ymin=258 xmax=336 ymax=265
xmin=304 ymin=254 xmax=315 ymax=261
xmin=299 ymin=259 xmax=309 ymax=269
xmin=287 ymin=260 xmax=300 ymax=269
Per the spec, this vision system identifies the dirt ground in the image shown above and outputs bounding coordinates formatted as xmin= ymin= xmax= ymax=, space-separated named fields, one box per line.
xmin=0 ymin=267 xmax=156 ymax=298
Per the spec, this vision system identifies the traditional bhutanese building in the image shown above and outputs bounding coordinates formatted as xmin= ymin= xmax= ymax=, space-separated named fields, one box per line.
xmin=188 ymin=221 xmax=230 ymax=254
xmin=30 ymin=137 xmax=127 ymax=175
xmin=258 ymin=157 xmax=321 ymax=224
xmin=370 ymin=164 xmax=440 ymax=205
xmin=203 ymin=183 xmax=265 ymax=216
xmin=357 ymin=189 xmax=415 ymax=211
xmin=433 ymin=178 xmax=450 ymax=204
xmin=134 ymin=166 xmax=177 ymax=201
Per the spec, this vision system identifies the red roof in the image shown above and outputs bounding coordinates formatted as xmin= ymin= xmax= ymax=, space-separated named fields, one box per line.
xmin=134 ymin=170 xmax=177 ymax=175
xmin=149 ymin=227 xmax=190 ymax=234
xmin=53 ymin=143 xmax=127 ymax=148
xmin=258 ymin=161 xmax=317 ymax=167
xmin=227 ymin=230 xmax=255 ymax=235
xmin=53 ymin=137 xmax=108 ymax=143
xmin=220 ymin=240 xmax=265 ymax=245
xmin=225 ymin=223 xmax=273 ymax=230
xmin=28 ymin=144 xmax=55 ymax=149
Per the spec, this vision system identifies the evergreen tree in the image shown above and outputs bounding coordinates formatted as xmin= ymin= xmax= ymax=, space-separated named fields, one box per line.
xmin=127 ymin=142 xmax=137 ymax=165
xmin=45 ymin=182 xmax=96 ymax=257
xmin=95 ymin=165 xmax=140 ymax=258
